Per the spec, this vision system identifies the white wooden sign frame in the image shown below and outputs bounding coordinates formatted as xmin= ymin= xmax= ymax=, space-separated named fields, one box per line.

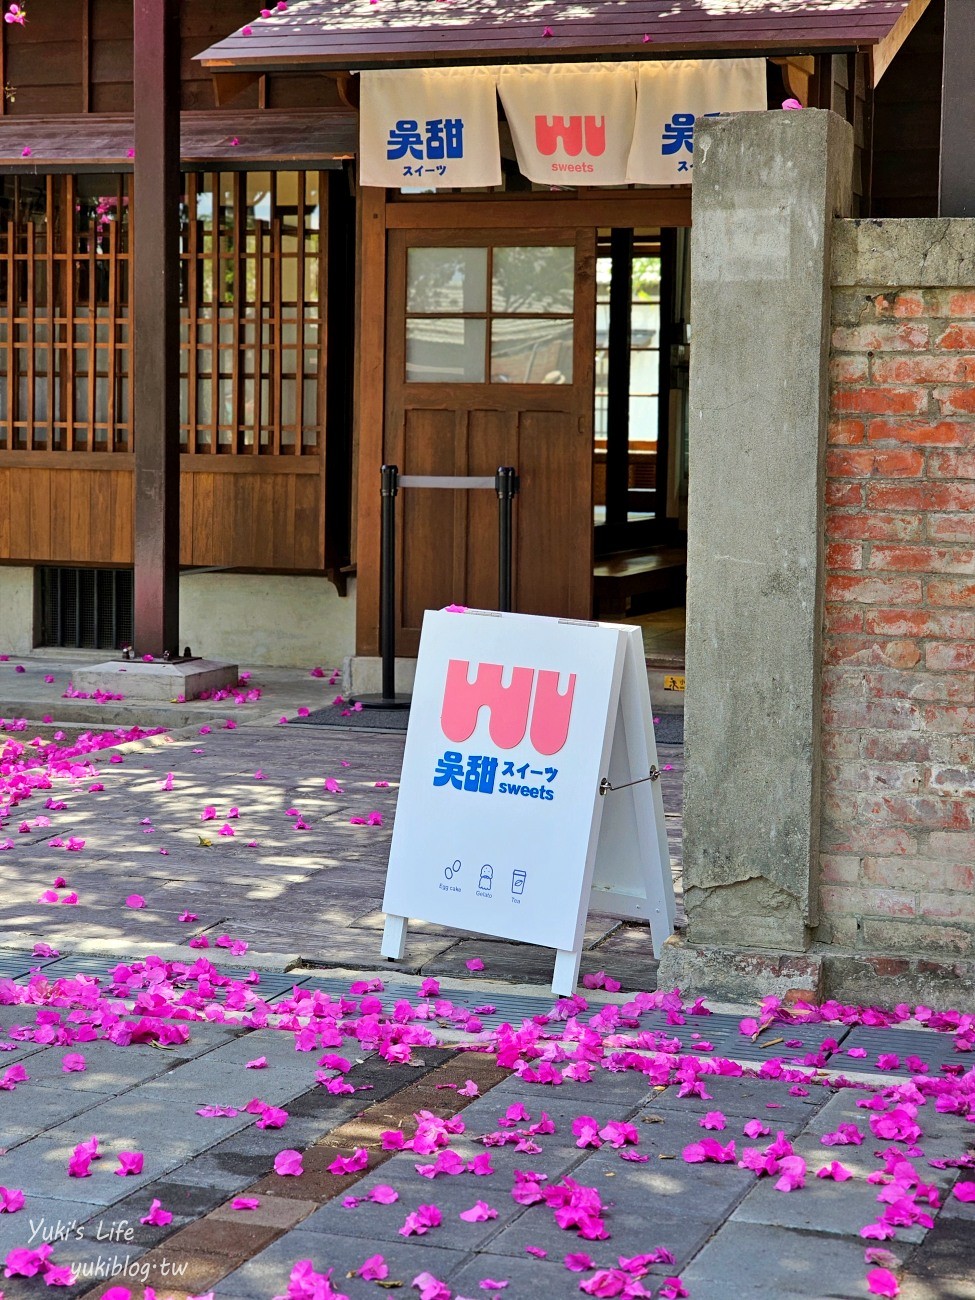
xmin=380 ymin=609 xmax=675 ymax=995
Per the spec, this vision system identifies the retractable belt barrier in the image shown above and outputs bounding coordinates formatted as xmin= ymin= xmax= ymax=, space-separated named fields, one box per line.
xmin=352 ymin=464 xmax=520 ymax=710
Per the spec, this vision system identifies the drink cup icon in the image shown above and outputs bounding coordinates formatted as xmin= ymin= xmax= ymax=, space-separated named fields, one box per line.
xmin=511 ymin=869 xmax=527 ymax=896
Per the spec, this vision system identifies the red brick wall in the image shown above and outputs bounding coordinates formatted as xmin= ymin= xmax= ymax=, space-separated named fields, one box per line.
xmin=821 ymin=286 xmax=975 ymax=956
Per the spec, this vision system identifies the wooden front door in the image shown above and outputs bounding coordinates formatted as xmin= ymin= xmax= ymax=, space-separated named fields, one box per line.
xmin=385 ymin=228 xmax=596 ymax=656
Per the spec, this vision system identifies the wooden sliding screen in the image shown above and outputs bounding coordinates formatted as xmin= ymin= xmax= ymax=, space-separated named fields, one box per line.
xmin=0 ymin=169 xmax=330 ymax=572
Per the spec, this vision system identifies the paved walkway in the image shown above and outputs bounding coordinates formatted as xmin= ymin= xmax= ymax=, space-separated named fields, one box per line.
xmin=0 ymin=654 xmax=972 ymax=1300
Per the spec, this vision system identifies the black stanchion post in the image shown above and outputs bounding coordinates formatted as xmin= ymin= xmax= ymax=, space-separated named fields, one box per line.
xmin=495 ymin=466 xmax=519 ymax=613
xmin=353 ymin=464 xmax=411 ymax=710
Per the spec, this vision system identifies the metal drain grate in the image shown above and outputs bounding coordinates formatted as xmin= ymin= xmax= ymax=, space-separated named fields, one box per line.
xmin=274 ymin=973 xmax=562 ymax=1033
xmin=0 ymin=950 xmax=60 ymax=979
xmin=38 ymin=957 xmax=119 ymax=983
xmin=835 ymin=1026 xmax=968 ymax=1076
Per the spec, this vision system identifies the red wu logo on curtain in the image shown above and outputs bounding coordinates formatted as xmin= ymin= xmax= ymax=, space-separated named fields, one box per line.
xmin=499 ymin=64 xmax=636 ymax=185
xmin=534 ymin=115 xmax=607 ymax=163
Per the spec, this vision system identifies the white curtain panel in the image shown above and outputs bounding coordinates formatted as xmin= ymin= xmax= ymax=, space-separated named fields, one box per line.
xmin=359 ymin=65 xmax=502 ymax=189
xmin=626 ymin=58 xmax=768 ymax=185
xmin=498 ymin=62 xmax=638 ymax=186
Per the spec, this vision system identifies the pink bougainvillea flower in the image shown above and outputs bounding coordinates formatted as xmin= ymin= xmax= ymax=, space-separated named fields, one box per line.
xmin=188 ymin=936 xmax=210 ymax=949
xmin=444 ymin=604 xmax=467 ymax=613
xmin=197 ymin=1105 xmax=239 ymax=1118
xmin=4 ymin=1244 xmax=53 ymax=1277
xmin=399 ymin=1204 xmax=442 ymax=1237
xmin=0 ymin=1186 xmax=25 ymax=1212
xmin=821 ymin=1124 xmax=864 ymax=1147
xmin=328 ymin=1148 xmax=369 ymax=1175
xmin=413 ymin=1272 xmax=451 ymax=1300
xmin=466 ymin=958 xmax=485 ymax=971
xmin=782 ymin=97 xmax=804 ymax=110
xmin=774 ymin=1155 xmax=806 ymax=1192
xmin=564 ymin=1253 xmax=596 ymax=1272
xmin=370 ymin=1185 xmax=399 ymax=1204
xmin=246 ymin=1056 xmax=268 ymax=1070
xmin=125 ymin=894 xmax=145 ymax=909
xmin=699 ymin=1111 xmax=727 ymax=1131
xmin=178 ymin=910 xmax=198 ymax=922
xmin=2 ymin=1064 xmax=31 ymax=1090
xmin=359 ymin=1254 xmax=389 ymax=1281
xmin=817 ymin=1161 xmax=853 ymax=1181
xmin=115 ymin=1151 xmax=144 ymax=1176
xmin=459 ymin=1201 xmax=498 ymax=1222
xmin=140 ymin=1199 xmax=172 ymax=1226
xmin=683 ymin=1139 xmax=737 ymax=1164
xmin=32 ymin=943 xmax=59 ymax=957
xmin=953 ymin=1182 xmax=975 ymax=1202
xmin=67 ymin=1149 xmax=93 ymax=1178
xmin=273 ymin=1149 xmax=303 ymax=1176
xmin=20 ymin=147 xmax=31 ymax=157
xmin=866 ymin=1268 xmax=900 ymax=1297
xmin=659 ymin=1282 xmax=690 ymax=1300
xmin=232 ymin=1196 xmax=260 ymax=1210
xmin=62 ymin=1053 xmax=86 ymax=1072
xmin=375 ymin=780 xmax=390 ymax=788
xmin=870 ymin=1107 xmax=921 ymax=1145
xmin=366 ymin=810 xmax=383 ymax=826
xmin=743 ymin=1119 xmax=771 ymax=1139
xmin=479 ymin=1282 xmax=508 ymax=1292
xmin=526 ymin=1246 xmax=548 ymax=1258
xmin=201 ymin=806 xmax=216 ymax=821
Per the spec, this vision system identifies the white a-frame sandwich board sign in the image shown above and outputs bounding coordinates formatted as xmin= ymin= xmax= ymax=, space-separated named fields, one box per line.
xmin=380 ymin=608 xmax=676 ymax=995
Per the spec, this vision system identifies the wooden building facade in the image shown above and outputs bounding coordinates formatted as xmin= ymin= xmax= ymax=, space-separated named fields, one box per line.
xmin=0 ymin=0 xmax=947 ymax=663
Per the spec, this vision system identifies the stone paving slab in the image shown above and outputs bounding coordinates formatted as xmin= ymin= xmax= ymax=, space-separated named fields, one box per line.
xmin=680 ymin=1221 xmax=903 ymax=1298
xmin=220 ymin=1231 xmax=467 ymax=1300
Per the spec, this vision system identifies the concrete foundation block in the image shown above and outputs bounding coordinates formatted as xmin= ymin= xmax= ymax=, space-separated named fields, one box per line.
xmin=656 ymin=934 xmax=825 ymax=1003
xmin=344 ymin=655 xmax=417 ymax=697
xmin=71 ymin=658 xmax=239 ymax=702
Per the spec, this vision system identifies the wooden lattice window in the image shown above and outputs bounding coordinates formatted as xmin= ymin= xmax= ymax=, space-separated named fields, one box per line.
xmin=180 ymin=171 xmax=326 ymax=455
xmin=0 ymin=173 xmax=131 ymax=451
xmin=0 ymin=170 xmax=327 ymax=457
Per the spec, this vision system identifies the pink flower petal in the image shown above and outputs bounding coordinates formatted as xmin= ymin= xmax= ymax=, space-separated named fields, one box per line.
xmin=866 ymin=1267 xmax=900 ymax=1297
xmin=232 ymin=1196 xmax=261 ymax=1210
xmin=125 ymin=894 xmax=145 ymax=909
xmin=115 ymin=1151 xmax=144 ymax=1176
xmin=273 ymin=1149 xmax=303 ymax=1176
xmin=140 ymin=1198 xmax=172 ymax=1226
xmin=466 ymin=958 xmax=485 ymax=971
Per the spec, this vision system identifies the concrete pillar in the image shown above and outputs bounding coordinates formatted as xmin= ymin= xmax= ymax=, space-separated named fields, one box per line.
xmin=659 ymin=110 xmax=853 ymax=994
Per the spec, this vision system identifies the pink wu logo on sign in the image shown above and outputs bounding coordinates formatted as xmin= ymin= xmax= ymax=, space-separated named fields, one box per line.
xmin=440 ymin=659 xmax=575 ymax=755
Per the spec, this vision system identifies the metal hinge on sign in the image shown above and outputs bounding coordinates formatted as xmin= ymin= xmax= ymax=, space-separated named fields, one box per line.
xmin=598 ymin=767 xmax=661 ymax=796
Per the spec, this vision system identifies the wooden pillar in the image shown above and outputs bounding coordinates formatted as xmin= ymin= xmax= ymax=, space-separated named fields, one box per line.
xmin=132 ymin=0 xmax=180 ymax=656
xmin=939 ymin=0 xmax=975 ymax=216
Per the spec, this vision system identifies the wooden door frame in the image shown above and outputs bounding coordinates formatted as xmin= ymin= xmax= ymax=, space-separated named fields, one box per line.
xmin=353 ymin=189 xmax=691 ymax=657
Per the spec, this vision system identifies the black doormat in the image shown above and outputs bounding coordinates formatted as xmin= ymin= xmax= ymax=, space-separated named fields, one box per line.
xmin=291 ymin=703 xmax=683 ymax=743
xmin=653 ymin=712 xmax=683 ymax=744
xmin=291 ymin=704 xmax=411 ymax=731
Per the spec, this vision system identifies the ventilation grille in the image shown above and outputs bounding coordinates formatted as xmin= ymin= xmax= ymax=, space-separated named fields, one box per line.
xmin=37 ymin=567 xmax=134 ymax=650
